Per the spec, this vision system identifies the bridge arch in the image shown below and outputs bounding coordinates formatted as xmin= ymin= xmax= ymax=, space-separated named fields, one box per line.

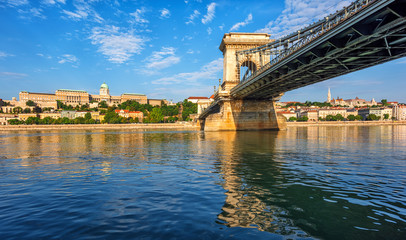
xmin=238 ymin=59 xmax=258 ymax=82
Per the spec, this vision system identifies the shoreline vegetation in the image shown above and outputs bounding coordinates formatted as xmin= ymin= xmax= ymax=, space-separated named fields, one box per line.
xmin=1 ymin=120 xmax=406 ymax=131
xmin=0 ymin=122 xmax=200 ymax=131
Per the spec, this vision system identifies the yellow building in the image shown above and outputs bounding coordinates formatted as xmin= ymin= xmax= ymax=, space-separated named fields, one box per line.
xmin=18 ymin=113 xmax=39 ymax=121
xmin=39 ymin=112 xmax=61 ymax=119
xmin=55 ymin=89 xmax=90 ymax=106
xmin=121 ymin=93 xmax=148 ymax=104
xmin=18 ymin=91 xmax=57 ymax=108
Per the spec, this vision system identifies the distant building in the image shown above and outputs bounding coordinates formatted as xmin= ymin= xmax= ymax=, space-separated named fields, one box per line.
xmin=121 ymin=93 xmax=148 ymax=104
xmin=148 ymin=99 xmax=167 ymax=106
xmin=0 ymin=114 xmax=18 ymax=125
xmin=303 ymin=110 xmax=318 ymax=121
xmin=326 ymin=89 xmax=377 ymax=107
xmin=279 ymin=111 xmax=297 ymax=120
xmin=39 ymin=112 xmax=61 ymax=119
xmin=358 ymin=107 xmax=392 ymax=120
xmin=18 ymin=113 xmax=38 ymax=121
xmin=115 ymin=109 xmax=144 ymax=119
xmin=318 ymin=108 xmax=347 ymax=119
xmin=61 ymin=111 xmax=77 ymax=119
xmin=6 ymin=83 xmax=154 ymax=109
xmin=187 ymin=97 xmax=210 ymax=104
xmin=393 ymin=105 xmax=406 ymax=120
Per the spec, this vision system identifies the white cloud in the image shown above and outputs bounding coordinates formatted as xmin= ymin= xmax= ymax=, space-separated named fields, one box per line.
xmin=42 ymin=0 xmax=65 ymax=5
xmin=160 ymin=8 xmax=170 ymax=18
xmin=89 ymin=25 xmax=145 ymax=64
xmin=202 ymin=2 xmax=216 ymax=24
xmin=152 ymin=58 xmax=222 ymax=85
xmin=17 ymin=7 xmax=46 ymax=19
xmin=130 ymin=8 xmax=148 ymax=24
xmin=230 ymin=13 xmax=252 ymax=31
xmin=186 ymin=10 xmax=200 ymax=24
xmin=0 ymin=51 xmax=14 ymax=58
xmin=61 ymin=0 xmax=103 ymax=23
xmin=186 ymin=49 xmax=194 ymax=54
xmin=2 ymin=0 xmax=29 ymax=7
xmin=0 ymin=71 xmax=28 ymax=78
xmin=207 ymin=27 xmax=212 ymax=35
xmin=257 ymin=0 xmax=352 ymax=38
xmin=145 ymin=47 xmax=180 ymax=70
xmin=58 ymin=54 xmax=78 ymax=65
xmin=37 ymin=53 xmax=52 ymax=59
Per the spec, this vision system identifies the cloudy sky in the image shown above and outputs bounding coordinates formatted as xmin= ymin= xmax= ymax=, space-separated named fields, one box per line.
xmin=0 ymin=0 xmax=405 ymax=103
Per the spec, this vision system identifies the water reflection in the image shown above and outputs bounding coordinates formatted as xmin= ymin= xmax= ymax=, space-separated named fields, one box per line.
xmin=0 ymin=126 xmax=405 ymax=239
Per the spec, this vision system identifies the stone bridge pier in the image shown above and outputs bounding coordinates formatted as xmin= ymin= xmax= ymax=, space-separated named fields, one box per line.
xmin=199 ymin=33 xmax=287 ymax=131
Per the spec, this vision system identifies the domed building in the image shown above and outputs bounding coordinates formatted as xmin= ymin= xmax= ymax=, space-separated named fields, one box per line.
xmin=100 ymin=82 xmax=110 ymax=96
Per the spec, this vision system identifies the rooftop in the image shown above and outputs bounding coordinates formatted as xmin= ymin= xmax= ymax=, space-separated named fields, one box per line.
xmin=57 ymin=89 xmax=87 ymax=93
xmin=122 ymin=93 xmax=146 ymax=96
xmin=188 ymin=97 xmax=209 ymax=99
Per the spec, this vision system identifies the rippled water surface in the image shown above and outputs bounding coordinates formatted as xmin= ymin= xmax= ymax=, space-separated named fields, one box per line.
xmin=0 ymin=126 xmax=405 ymax=239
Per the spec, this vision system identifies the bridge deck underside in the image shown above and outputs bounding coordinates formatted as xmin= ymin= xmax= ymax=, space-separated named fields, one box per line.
xmin=231 ymin=0 xmax=406 ymax=100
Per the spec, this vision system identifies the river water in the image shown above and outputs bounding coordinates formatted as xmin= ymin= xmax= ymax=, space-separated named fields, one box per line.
xmin=0 ymin=126 xmax=405 ymax=239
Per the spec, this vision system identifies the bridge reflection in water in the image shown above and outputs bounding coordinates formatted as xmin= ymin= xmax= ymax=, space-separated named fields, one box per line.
xmin=205 ymin=127 xmax=406 ymax=239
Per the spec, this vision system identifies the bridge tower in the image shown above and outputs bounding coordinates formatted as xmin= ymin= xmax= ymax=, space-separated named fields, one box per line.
xmin=200 ymin=33 xmax=287 ymax=131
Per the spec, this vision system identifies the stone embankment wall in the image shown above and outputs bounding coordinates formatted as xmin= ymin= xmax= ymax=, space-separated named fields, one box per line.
xmin=0 ymin=123 xmax=200 ymax=131
xmin=287 ymin=121 xmax=406 ymax=127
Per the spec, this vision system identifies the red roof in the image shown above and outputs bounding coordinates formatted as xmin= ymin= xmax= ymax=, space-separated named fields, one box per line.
xmin=188 ymin=97 xmax=209 ymax=100
xmin=115 ymin=109 xmax=129 ymax=113
xmin=209 ymin=95 xmax=214 ymax=99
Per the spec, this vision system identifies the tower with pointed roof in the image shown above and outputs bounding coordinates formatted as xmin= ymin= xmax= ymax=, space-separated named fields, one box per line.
xmin=327 ymin=88 xmax=331 ymax=103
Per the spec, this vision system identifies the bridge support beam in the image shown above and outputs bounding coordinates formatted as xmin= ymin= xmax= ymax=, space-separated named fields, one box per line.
xmin=200 ymin=99 xmax=286 ymax=131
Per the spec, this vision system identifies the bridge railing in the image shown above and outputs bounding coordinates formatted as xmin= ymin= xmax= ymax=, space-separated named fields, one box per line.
xmin=236 ymin=0 xmax=377 ymax=84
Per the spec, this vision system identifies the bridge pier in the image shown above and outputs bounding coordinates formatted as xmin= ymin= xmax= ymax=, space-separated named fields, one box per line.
xmin=200 ymin=99 xmax=286 ymax=131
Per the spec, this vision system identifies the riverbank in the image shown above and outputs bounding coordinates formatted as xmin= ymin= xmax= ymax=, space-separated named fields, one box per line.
xmin=287 ymin=120 xmax=406 ymax=127
xmin=0 ymin=122 xmax=200 ymax=131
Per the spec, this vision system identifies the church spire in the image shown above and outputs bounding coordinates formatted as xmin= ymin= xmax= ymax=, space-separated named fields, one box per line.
xmin=327 ymin=88 xmax=331 ymax=102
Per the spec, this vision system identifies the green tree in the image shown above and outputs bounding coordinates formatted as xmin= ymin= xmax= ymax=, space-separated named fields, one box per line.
xmin=84 ymin=112 xmax=92 ymax=121
xmin=33 ymin=106 xmax=42 ymax=113
xmin=25 ymin=117 xmax=39 ymax=125
xmin=181 ymin=100 xmax=197 ymax=120
xmin=336 ymin=114 xmax=345 ymax=121
xmin=297 ymin=116 xmax=309 ymax=122
xmin=98 ymin=101 xmax=108 ymax=108
xmin=325 ymin=115 xmax=336 ymax=121
xmin=366 ymin=114 xmax=379 ymax=121
xmin=288 ymin=116 xmax=297 ymax=121
xmin=8 ymin=119 xmax=23 ymax=125
xmin=13 ymin=107 xmax=23 ymax=113
xmin=381 ymin=99 xmax=388 ymax=106
xmin=26 ymin=100 xmax=36 ymax=106
xmin=74 ymin=117 xmax=85 ymax=124
xmin=103 ymin=110 xmax=121 ymax=124
xmin=347 ymin=115 xmax=356 ymax=121
xmin=383 ymin=113 xmax=389 ymax=120
xmin=149 ymin=107 xmax=164 ymax=123
xmin=23 ymin=108 xmax=31 ymax=113
xmin=355 ymin=115 xmax=363 ymax=121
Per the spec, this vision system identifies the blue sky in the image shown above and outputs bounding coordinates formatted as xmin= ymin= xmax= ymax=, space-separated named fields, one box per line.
xmin=0 ymin=0 xmax=405 ymax=103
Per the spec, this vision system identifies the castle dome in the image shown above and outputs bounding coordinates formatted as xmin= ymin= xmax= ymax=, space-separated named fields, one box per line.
xmin=100 ymin=82 xmax=109 ymax=89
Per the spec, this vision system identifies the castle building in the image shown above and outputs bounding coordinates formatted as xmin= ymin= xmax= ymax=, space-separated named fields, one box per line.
xmin=327 ymin=88 xmax=377 ymax=107
xmin=2 ymin=83 xmax=165 ymax=111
